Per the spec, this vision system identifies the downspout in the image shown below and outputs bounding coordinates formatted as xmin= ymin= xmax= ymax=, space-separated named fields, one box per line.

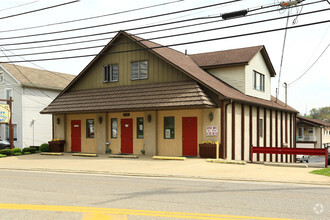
xmin=224 ymin=99 xmax=232 ymax=159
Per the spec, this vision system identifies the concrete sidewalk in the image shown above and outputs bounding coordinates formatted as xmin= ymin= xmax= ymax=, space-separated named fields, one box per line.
xmin=0 ymin=153 xmax=329 ymax=186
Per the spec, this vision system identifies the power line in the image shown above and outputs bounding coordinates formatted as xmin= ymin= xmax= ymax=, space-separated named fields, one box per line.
xmin=0 ymin=0 xmax=241 ymax=40
xmin=2 ymin=19 xmax=329 ymax=63
xmin=0 ymin=0 xmax=79 ymax=20
xmin=1 ymin=0 xmax=325 ymax=50
xmin=0 ymin=1 xmax=39 ymax=12
xmin=288 ymin=42 xmax=330 ymax=86
xmin=0 ymin=0 xmax=184 ymax=34
xmin=1 ymin=8 xmax=328 ymax=58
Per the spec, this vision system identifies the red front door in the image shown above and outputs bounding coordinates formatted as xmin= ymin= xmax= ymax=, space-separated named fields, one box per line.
xmin=71 ymin=120 xmax=81 ymax=152
xmin=121 ymin=118 xmax=133 ymax=154
xmin=182 ymin=117 xmax=197 ymax=156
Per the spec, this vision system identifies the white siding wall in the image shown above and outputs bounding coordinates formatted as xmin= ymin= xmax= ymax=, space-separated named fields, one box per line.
xmin=208 ymin=66 xmax=245 ymax=93
xmin=245 ymin=53 xmax=272 ymax=100
xmin=0 ymin=69 xmax=23 ymax=148
xmin=22 ymin=87 xmax=59 ymax=148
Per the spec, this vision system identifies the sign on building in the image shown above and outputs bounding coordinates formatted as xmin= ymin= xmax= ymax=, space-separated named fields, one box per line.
xmin=0 ymin=104 xmax=11 ymax=123
xmin=206 ymin=126 xmax=218 ymax=136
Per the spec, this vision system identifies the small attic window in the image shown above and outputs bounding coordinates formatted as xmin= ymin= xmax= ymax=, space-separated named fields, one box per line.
xmin=253 ymin=71 xmax=265 ymax=92
xmin=0 ymin=71 xmax=4 ymax=83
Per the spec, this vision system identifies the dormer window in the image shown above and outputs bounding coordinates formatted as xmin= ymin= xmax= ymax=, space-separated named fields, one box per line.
xmin=253 ymin=71 xmax=265 ymax=92
xmin=103 ymin=64 xmax=119 ymax=82
xmin=0 ymin=71 xmax=4 ymax=83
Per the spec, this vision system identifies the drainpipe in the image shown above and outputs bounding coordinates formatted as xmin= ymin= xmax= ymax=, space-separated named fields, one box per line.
xmin=224 ymin=99 xmax=232 ymax=159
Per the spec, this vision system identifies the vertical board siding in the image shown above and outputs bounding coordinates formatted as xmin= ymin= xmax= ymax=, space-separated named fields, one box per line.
xmin=264 ymin=108 xmax=267 ymax=161
xmin=256 ymin=107 xmax=260 ymax=161
xmin=232 ymin=102 xmax=235 ymax=160
xmin=275 ymin=110 xmax=278 ymax=162
xmin=270 ymin=109 xmax=273 ymax=162
xmin=220 ymin=101 xmax=225 ymax=159
xmin=241 ymin=104 xmax=245 ymax=160
xmin=280 ymin=111 xmax=283 ymax=162
xmin=285 ymin=112 xmax=288 ymax=163
xmin=70 ymin=36 xmax=191 ymax=91
xmin=249 ymin=105 xmax=253 ymax=161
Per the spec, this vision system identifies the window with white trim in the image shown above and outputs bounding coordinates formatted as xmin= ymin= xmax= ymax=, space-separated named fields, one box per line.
xmin=130 ymin=61 xmax=148 ymax=80
xmin=253 ymin=71 xmax=265 ymax=92
xmin=103 ymin=64 xmax=119 ymax=82
xmin=5 ymin=88 xmax=13 ymax=106
xmin=0 ymin=71 xmax=4 ymax=83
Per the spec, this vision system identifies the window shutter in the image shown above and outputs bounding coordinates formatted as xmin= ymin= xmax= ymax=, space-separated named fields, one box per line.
xmin=131 ymin=62 xmax=139 ymax=80
xmin=139 ymin=61 xmax=148 ymax=79
xmin=111 ymin=64 xmax=119 ymax=82
xmin=103 ymin=65 xmax=108 ymax=82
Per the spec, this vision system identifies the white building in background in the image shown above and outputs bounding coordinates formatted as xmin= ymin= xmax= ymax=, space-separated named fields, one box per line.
xmin=0 ymin=63 xmax=75 ymax=149
xmin=296 ymin=116 xmax=330 ymax=149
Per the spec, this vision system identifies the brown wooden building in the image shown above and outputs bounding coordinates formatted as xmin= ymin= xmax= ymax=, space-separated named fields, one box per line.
xmin=42 ymin=31 xmax=298 ymax=162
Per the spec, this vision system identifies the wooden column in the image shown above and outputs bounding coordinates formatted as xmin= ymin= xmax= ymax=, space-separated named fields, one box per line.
xmin=275 ymin=110 xmax=278 ymax=162
xmin=249 ymin=105 xmax=253 ymax=161
xmin=220 ymin=100 xmax=225 ymax=159
xmin=285 ymin=112 xmax=288 ymax=163
xmin=232 ymin=102 xmax=235 ymax=160
xmin=269 ymin=109 xmax=273 ymax=162
xmin=264 ymin=108 xmax=267 ymax=161
xmin=256 ymin=107 xmax=260 ymax=161
xmin=289 ymin=112 xmax=293 ymax=163
xmin=241 ymin=104 xmax=245 ymax=161
xmin=280 ymin=111 xmax=283 ymax=162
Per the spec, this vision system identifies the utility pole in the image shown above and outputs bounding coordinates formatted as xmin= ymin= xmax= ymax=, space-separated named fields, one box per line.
xmin=283 ymin=82 xmax=287 ymax=107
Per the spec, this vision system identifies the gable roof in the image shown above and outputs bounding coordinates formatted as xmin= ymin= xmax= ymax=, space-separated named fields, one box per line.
xmin=189 ymin=46 xmax=276 ymax=77
xmin=48 ymin=31 xmax=298 ymax=114
xmin=0 ymin=63 xmax=75 ymax=91
xmin=297 ymin=115 xmax=330 ymax=127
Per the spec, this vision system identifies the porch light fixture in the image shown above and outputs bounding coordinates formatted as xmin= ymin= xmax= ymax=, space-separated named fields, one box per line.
xmin=147 ymin=114 xmax=152 ymax=123
xmin=56 ymin=118 xmax=60 ymax=124
xmin=98 ymin=116 xmax=103 ymax=124
xmin=209 ymin=112 xmax=213 ymax=121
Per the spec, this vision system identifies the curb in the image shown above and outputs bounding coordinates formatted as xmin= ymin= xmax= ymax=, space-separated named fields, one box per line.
xmin=206 ymin=159 xmax=246 ymax=165
xmin=152 ymin=156 xmax=186 ymax=161
xmin=1 ymin=167 xmax=329 ymax=186
xmin=40 ymin=153 xmax=63 ymax=156
xmin=72 ymin=153 xmax=98 ymax=157
xmin=109 ymin=155 xmax=139 ymax=159
xmin=264 ymin=162 xmax=308 ymax=168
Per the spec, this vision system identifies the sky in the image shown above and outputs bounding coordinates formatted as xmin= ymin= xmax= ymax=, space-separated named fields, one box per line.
xmin=0 ymin=0 xmax=329 ymax=115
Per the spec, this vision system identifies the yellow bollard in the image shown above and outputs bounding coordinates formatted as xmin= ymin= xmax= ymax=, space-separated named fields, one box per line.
xmin=216 ymin=141 xmax=219 ymax=159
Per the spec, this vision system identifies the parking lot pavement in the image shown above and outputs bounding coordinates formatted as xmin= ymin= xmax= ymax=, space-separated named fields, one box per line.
xmin=0 ymin=153 xmax=329 ymax=186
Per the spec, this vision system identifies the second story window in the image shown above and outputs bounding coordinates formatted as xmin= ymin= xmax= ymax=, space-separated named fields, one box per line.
xmin=0 ymin=71 xmax=4 ymax=83
xmin=103 ymin=64 xmax=119 ymax=82
xmin=253 ymin=71 xmax=265 ymax=92
xmin=131 ymin=61 xmax=148 ymax=80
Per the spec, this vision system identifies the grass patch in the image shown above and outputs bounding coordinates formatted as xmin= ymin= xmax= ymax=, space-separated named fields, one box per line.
xmin=310 ymin=168 xmax=330 ymax=177
xmin=0 ymin=154 xmax=6 ymax=158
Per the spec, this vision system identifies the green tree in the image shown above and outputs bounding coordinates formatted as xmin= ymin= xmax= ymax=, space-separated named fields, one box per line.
xmin=307 ymin=107 xmax=330 ymax=122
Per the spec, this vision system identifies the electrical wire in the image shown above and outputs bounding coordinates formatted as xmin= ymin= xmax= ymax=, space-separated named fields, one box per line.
xmin=1 ymin=8 xmax=328 ymax=58
xmin=288 ymin=42 xmax=330 ymax=86
xmin=0 ymin=0 xmax=184 ymax=34
xmin=1 ymin=19 xmax=328 ymax=63
xmin=1 ymin=0 xmax=325 ymax=50
xmin=0 ymin=0 xmax=79 ymax=20
xmin=0 ymin=1 xmax=39 ymax=12
xmin=276 ymin=9 xmax=290 ymax=100
xmin=0 ymin=0 xmax=241 ymax=40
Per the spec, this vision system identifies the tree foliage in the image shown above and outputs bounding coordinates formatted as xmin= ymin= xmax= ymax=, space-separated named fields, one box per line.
xmin=307 ymin=107 xmax=330 ymax=122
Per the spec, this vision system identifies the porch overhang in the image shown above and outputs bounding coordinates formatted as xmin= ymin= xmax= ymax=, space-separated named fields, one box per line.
xmin=41 ymin=81 xmax=216 ymax=114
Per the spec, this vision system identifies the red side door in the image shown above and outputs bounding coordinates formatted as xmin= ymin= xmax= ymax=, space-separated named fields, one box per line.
xmin=182 ymin=117 xmax=197 ymax=156
xmin=71 ymin=120 xmax=81 ymax=152
xmin=121 ymin=118 xmax=133 ymax=154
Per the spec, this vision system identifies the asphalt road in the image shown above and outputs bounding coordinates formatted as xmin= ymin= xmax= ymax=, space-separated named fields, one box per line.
xmin=0 ymin=170 xmax=329 ymax=219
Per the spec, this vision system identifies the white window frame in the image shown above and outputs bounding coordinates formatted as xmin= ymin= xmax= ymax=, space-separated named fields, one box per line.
xmin=103 ymin=64 xmax=119 ymax=83
xmin=253 ymin=71 xmax=265 ymax=92
xmin=0 ymin=71 xmax=4 ymax=83
xmin=5 ymin=88 xmax=13 ymax=111
xmin=5 ymin=123 xmax=18 ymax=142
xmin=130 ymin=61 xmax=148 ymax=80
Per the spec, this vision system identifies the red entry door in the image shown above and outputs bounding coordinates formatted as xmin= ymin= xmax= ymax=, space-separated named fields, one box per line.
xmin=182 ymin=117 xmax=198 ymax=156
xmin=71 ymin=120 xmax=81 ymax=152
xmin=121 ymin=118 xmax=133 ymax=154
